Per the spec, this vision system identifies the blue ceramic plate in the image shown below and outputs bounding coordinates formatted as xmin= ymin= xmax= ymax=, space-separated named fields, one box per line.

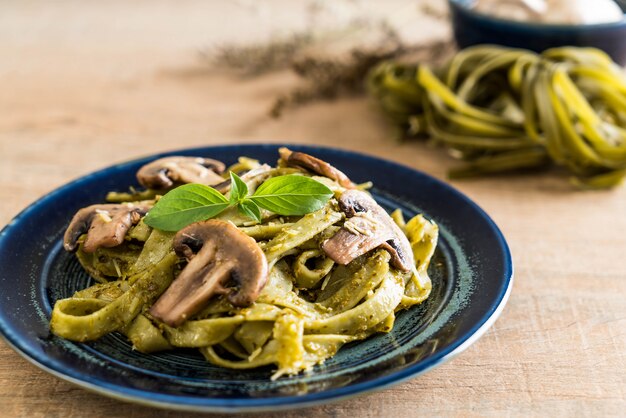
xmin=0 ymin=144 xmax=512 ymax=412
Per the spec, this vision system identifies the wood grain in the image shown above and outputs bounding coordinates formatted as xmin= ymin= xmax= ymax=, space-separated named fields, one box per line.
xmin=1 ymin=1 xmax=625 ymax=417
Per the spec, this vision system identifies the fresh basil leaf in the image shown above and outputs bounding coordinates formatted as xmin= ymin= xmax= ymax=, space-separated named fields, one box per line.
xmin=229 ymin=171 xmax=248 ymax=205
xmin=144 ymin=184 xmax=230 ymax=231
xmin=238 ymin=198 xmax=262 ymax=223
xmin=250 ymin=174 xmax=333 ymax=215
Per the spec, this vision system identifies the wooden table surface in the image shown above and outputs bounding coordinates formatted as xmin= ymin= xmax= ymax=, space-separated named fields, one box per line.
xmin=1 ymin=1 xmax=625 ymax=417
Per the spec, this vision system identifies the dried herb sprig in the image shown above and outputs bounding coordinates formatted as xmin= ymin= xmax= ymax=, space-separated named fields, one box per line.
xmin=201 ymin=0 xmax=453 ymax=117
xmin=205 ymin=33 xmax=315 ymax=76
xmin=270 ymin=39 xmax=455 ymax=117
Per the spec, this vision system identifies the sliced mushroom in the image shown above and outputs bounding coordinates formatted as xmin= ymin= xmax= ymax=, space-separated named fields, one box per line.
xmin=279 ymin=147 xmax=355 ymax=188
xmin=213 ymin=164 xmax=272 ymax=194
xmin=137 ymin=156 xmax=226 ymax=189
xmin=149 ymin=219 xmax=268 ymax=327
xmin=322 ymin=190 xmax=414 ymax=272
xmin=63 ymin=202 xmax=151 ymax=253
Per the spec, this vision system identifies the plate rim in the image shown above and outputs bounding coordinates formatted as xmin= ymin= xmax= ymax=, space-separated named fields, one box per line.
xmin=0 ymin=143 xmax=514 ymax=412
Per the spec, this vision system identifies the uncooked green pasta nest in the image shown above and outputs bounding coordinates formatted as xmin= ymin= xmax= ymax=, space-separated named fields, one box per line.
xmin=368 ymin=45 xmax=626 ymax=188
xmin=50 ymin=155 xmax=438 ymax=379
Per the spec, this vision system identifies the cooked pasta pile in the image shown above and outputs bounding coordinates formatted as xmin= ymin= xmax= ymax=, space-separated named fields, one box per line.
xmin=50 ymin=150 xmax=438 ymax=379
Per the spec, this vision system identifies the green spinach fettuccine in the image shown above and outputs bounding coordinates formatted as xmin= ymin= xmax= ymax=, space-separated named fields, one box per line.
xmin=50 ymin=153 xmax=438 ymax=379
xmin=368 ymin=45 xmax=626 ymax=188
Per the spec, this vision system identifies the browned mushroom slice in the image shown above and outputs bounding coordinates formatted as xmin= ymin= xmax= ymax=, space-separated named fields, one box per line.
xmin=136 ymin=156 xmax=226 ymax=189
xmin=279 ymin=147 xmax=355 ymax=188
xmin=149 ymin=219 xmax=268 ymax=327
xmin=322 ymin=190 xmax=414 ymax=272
xmin=213 ymin=164 xmax=272 ymax=194
xmin=63 ymin=203 xmax=151 ymax=253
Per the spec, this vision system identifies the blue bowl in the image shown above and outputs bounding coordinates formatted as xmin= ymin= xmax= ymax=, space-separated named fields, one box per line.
xmin=449 ymin=0 xmax=626 ymax=65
